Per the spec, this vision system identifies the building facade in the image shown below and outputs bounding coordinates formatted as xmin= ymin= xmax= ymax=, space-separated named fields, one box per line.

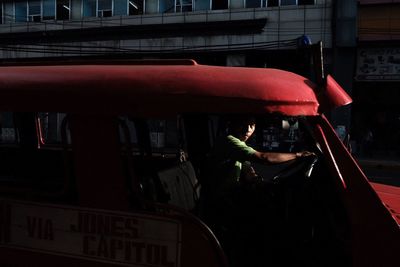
xmin=352 ymin=0 xmax=400 ymax=157
xmin=0 ymin=0 xmax=331 ymax=69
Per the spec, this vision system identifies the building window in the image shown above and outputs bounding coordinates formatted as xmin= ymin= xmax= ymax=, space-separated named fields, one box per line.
xmin=280 ymin=0 xmax=296 ymax=5
xmin=83 ymin=0 xmax=96 ymax=17
xmin=28 ymin=0 xmax=42 ymax=22
xmin=246 ymin=0 xmax=261 ymax=8
xmin=176 ymin=0 xmax=192 ymax=12
xmin=43 ymin=0 xmax=55 ymax=20
xmin=265 ymin=0 xmax=315 ymax=6
xmin=266 ymin=0 xmax=279 ymax=7
xmin=298 ymin=0 xmax=314 ymax=4
xmin=194 ymin=0 xmax=210 ymax=10
xmin=4 ymin=2 xmax=13 ymax=23
xmin=160 ymin=0 xmax=175 ymax=13
xmin=114 ymin=0 xmax=127 ymax=15
xmin=15 ymin=1 xmax=27 ymax=22
xmin=56 ymin=0 xmax=70 ymax=20
xmin=212 ymin=0 xmax=228 ymax=10
xmin=98 ymin=0 xmax=112 ymax=17
xmin=129 ymin=0 xmax=143 ymax=15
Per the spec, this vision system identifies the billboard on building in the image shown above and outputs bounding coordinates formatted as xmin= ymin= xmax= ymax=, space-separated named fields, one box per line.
xmin=356 ymin=48 xmax=400 ymax=81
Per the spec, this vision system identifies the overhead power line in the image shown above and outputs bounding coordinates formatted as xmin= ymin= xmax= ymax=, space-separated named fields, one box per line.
xmin=0 ymin=38 xmax=300 ymax=55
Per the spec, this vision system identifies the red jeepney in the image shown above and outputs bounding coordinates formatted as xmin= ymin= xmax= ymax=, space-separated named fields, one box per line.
xmin=0 ymin=60 xmax=398 ymax=267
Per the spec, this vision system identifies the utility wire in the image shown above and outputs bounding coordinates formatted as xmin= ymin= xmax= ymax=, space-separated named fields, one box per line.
xmin=0 ymin=38 xmax=299 ymax=55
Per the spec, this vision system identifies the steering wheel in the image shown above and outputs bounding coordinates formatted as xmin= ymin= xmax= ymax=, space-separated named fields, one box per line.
xmin=272 ymin=154 xmax=319 ymax=185
xmin=269 ymin=154 xmax=320 ymax=251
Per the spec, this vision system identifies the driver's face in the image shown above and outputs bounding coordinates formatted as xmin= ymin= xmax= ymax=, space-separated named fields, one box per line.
xmin=239 ymin=123 xmax=256 ymax=142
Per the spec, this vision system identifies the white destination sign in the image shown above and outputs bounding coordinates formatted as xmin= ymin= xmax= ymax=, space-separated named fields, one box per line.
xmin=0 ymin=200 xmax=181 ymax=267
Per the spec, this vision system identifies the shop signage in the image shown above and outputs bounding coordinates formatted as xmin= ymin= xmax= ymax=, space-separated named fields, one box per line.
xmin=356 ymin=48 xmax=400 ymax=81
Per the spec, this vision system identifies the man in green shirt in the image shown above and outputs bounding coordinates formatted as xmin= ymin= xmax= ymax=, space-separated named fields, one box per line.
xmin=203 ymin=116 xmax=310 ymax=204
xmin=200 ymin=116 xmax=313 ymax=265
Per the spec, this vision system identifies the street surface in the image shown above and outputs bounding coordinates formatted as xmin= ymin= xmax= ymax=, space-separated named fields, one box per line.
xmin=357 ymin=158 xmax=400 ymax=187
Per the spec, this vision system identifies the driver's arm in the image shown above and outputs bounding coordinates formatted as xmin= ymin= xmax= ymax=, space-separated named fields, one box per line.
xmin=253 ymin=151 xmax=313 ymax=164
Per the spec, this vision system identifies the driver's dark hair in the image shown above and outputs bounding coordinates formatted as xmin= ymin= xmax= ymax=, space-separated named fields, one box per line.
xmin=227 ymin=115 xmax=256 ymax=134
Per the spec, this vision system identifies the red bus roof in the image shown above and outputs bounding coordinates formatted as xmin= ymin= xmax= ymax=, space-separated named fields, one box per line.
xmin=0 ymin=62 xmax=351 ymax=116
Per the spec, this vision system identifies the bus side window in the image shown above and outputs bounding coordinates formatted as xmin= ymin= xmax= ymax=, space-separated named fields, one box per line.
xmin=0 ymin=112 xmax=75 ymax=201
xmin=147 ymin=119 xmax=181 ymax=155
xmin=0 ymin=112 xmax=17 ymax=143
xmin=37 ymin=112 xmax=71 ymax=146
xmin=118 ymin=116 xmax=195 ymax=207
xmin=118 ymin=117 xmax=182 ymax=156
xmin=0 ymin=112 xmax=18 ymax=187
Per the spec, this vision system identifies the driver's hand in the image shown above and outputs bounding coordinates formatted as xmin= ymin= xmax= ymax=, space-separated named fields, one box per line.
xmin=240 ymin=165 xmax=259 ymax=183
xmin=296 ymin=151 xmax=315 ymax=158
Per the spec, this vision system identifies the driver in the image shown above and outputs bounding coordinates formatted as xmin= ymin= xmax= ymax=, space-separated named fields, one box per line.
xmin=199 ymin=115 xmax=313 ymax=266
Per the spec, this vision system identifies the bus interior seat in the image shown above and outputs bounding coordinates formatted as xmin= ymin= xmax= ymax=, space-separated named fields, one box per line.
xmin=157 ymin=160 xmax=199 ymax=211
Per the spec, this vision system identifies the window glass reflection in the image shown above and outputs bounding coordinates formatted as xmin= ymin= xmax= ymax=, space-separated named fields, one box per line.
xmin=247 ymin=0 xmax=261 ymax=8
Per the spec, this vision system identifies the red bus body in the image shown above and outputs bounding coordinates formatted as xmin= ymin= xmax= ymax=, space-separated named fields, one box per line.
xmin=0 ymin=61 xmax=398 ymax=267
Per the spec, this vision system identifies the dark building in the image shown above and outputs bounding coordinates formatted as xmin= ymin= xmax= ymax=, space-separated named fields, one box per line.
xmin=352 ymin=0 xmax=400 ymax=157
xmin=0 ymin=0 xmax=331 ymax=68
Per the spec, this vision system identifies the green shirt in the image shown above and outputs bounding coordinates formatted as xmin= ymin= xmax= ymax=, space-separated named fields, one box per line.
xmin=205 ymin=135 xmax=256 ymax=194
